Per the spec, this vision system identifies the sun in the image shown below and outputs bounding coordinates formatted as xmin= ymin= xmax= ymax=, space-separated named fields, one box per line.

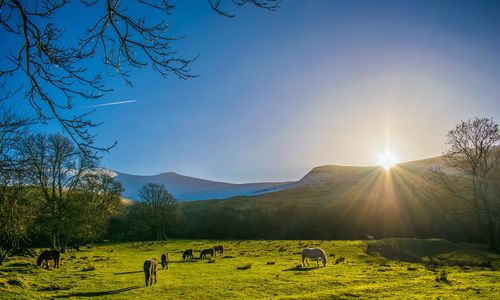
xmin=378 ymin=151 xmax=398 ymax=170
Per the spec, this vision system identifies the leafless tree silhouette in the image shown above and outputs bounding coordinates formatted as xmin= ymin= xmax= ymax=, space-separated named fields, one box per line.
xmin=426 ymin=118 xmax=500 ymax=252
xmin=0 ymin=0 xmax=279 ymax=151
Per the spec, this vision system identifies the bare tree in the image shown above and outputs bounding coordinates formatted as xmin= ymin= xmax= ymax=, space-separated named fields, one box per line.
xmin=427 ymin=118 xmax=500 ymax=252
xmin=136 ymin=182 xmax=178 ymax=240
xmin=20 ymin=132 xmax=98 ymax=250
xmin=0 ymin=109 xmax=34 ymax=264
xmin=0 ymin=0 xmax=279 ymax=151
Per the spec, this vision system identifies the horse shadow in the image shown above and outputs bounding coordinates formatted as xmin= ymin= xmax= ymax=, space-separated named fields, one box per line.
xmin=54 ymin=285 xmax=142 ymax=298
xmin=283 ymin=266 xmax=318 ymax=272
xmin=113 ymin=270 xmax=142 ymax=275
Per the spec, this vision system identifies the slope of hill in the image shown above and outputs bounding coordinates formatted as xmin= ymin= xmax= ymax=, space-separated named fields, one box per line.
xmin=178 ymin=156 xmax=468 ymax=240
xmin=113 ymin=171 xmax=291 ymax=201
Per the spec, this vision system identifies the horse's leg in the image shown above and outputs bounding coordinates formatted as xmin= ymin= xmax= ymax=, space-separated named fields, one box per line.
xmin=316 ymin=257 xmax=319 ymax=268
xmin=301 ymin=254 xmax=305 ymax=266
xmin=45 ymin=259 xmax=49 ymax=268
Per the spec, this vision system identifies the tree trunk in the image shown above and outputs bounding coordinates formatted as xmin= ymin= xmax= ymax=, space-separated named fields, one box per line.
xmin=487 ymin=233 xmax=498 ymax=253
xmin=0 ymin=248 xmax=11 ymax=265
xmin=52 ymin=233 xmax=57 ymax=250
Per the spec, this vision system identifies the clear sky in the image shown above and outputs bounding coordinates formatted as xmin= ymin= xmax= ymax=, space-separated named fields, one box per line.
xmin=3 ymin=0 xmax=500 ymax=182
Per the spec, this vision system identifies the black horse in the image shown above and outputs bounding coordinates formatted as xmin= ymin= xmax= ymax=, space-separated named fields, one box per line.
xmin=200 ymin=248 xmax=214 ymax=260
xmin=36 ymin=250 xmax=61 ymax=269
xmin=182 ymin=249 xmax=193 ymax=260
xmin=160 ymin=253 xmax=169 ymax=270
xmin=213 ymin=245 xmax=224 ymax=256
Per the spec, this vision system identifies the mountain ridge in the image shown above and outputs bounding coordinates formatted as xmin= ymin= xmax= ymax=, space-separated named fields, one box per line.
xmin=112 ymin=156 xmax=445 ymax=202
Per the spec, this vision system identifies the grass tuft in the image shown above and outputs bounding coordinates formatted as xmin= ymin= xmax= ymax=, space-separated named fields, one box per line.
xmin=237 ymin=264 xmax=252 ymax=270
xmin=81 ymin=265 xmax=96 ymax=271
xmin=7 ymin=279 xmax=24 ymax=287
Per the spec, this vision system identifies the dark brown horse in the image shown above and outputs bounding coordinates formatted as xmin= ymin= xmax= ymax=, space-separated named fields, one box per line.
xmin=200 ymin=248 xmax=214 ymax=260
xmin=182 ymin=249 xmax=193 ymax=260
xmin=213 ymin=245 xmax=224 ymax=256
xmin=36 ymin=250 xmax=60 ymax=269
xmin=160 ymin=253 xmax=169 ymax=270
xmin=143 ymin=258 xmax=158 ymax=286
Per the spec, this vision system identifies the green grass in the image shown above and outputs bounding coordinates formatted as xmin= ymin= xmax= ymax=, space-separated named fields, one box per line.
xmin=1 ymin=239 xmax=498 ymax=299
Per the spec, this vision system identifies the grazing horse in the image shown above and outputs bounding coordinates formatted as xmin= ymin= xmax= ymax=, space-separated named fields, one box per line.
xmin=200 ymin=248 xmax=214 ymax=260
xmin=160 ymin=253 xmax=169 ymax=270
xmin=213 ymin=245 xmax=224 ymax=256
xmin=143 ymin=258 xmax=158 ymax=286
xmin=301 ymin=247 xmax=327 ymax=267
xmin=182 ymin=249 xmax=193 ymax=260
xmin=36 ymin=250 xmax=60 ymax=269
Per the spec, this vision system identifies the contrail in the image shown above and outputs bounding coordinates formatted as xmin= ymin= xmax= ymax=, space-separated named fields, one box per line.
xmin=87 ymin=99 xmax=136 ymax=108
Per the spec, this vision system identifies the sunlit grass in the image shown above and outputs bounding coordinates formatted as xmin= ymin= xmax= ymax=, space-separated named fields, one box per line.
xmin=0 ymin=239 xmax=498 ymax=299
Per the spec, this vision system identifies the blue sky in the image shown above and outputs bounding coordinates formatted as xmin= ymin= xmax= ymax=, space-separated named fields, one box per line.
xmin=2 ymin=0 xmax=500 ymax=182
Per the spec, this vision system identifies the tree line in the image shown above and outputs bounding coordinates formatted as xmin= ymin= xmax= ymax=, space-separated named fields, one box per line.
xmin=0 ymin=109 xmax=180 ymax=264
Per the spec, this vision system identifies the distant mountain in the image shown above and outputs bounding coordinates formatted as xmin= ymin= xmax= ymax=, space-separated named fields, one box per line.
xmin=112 ymin=156 xmax=445 ymax=203
xmin=112 ymin=171 xmax=291 ymax=201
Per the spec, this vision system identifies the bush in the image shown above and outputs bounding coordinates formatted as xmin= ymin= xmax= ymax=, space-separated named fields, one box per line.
xmin=435 ymin=270 xmax=449 ymax=283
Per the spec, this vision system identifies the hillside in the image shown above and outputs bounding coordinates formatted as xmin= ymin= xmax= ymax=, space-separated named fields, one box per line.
xmin=178 ymin=156 xmax=467 ymax=240
xmin=113 ymin=171 xmax=290 ymax=201
xmin=182 ymin=156 xmax=444 ymax=209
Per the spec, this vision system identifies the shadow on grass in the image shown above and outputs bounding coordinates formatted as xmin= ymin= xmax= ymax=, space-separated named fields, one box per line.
xmin=367 ymin=238 xmax=500 ymax=267
xmin=174 ymin=260 xmax=199 ymax=264
xmin=1 ymin=266 xmax=39 ymax=274
xmin=54 ymin=285 xmax=142 ymax=298
xmin=283 ymin=266 xmax=318 ymax=272
xmin=113 ymin=270 xmax=142 ymax=275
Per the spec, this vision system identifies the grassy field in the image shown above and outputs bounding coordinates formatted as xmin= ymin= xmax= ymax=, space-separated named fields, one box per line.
xmin=0 ymin=239 xmax=498 ymax=299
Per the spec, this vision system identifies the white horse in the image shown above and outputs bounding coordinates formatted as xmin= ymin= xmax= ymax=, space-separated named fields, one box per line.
xmin=301 ymin=247 xmax=327 ymax=267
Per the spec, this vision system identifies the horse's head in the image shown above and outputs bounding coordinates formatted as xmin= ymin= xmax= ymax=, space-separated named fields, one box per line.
xmin=321 ymin=255 xmax=328 ymax=267
xmin=36 ymin=254 xmax=44 ymax=266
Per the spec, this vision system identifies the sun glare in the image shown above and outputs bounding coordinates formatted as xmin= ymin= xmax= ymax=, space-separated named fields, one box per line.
xmin=378 ymin=152 xmax=398 ymax=170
